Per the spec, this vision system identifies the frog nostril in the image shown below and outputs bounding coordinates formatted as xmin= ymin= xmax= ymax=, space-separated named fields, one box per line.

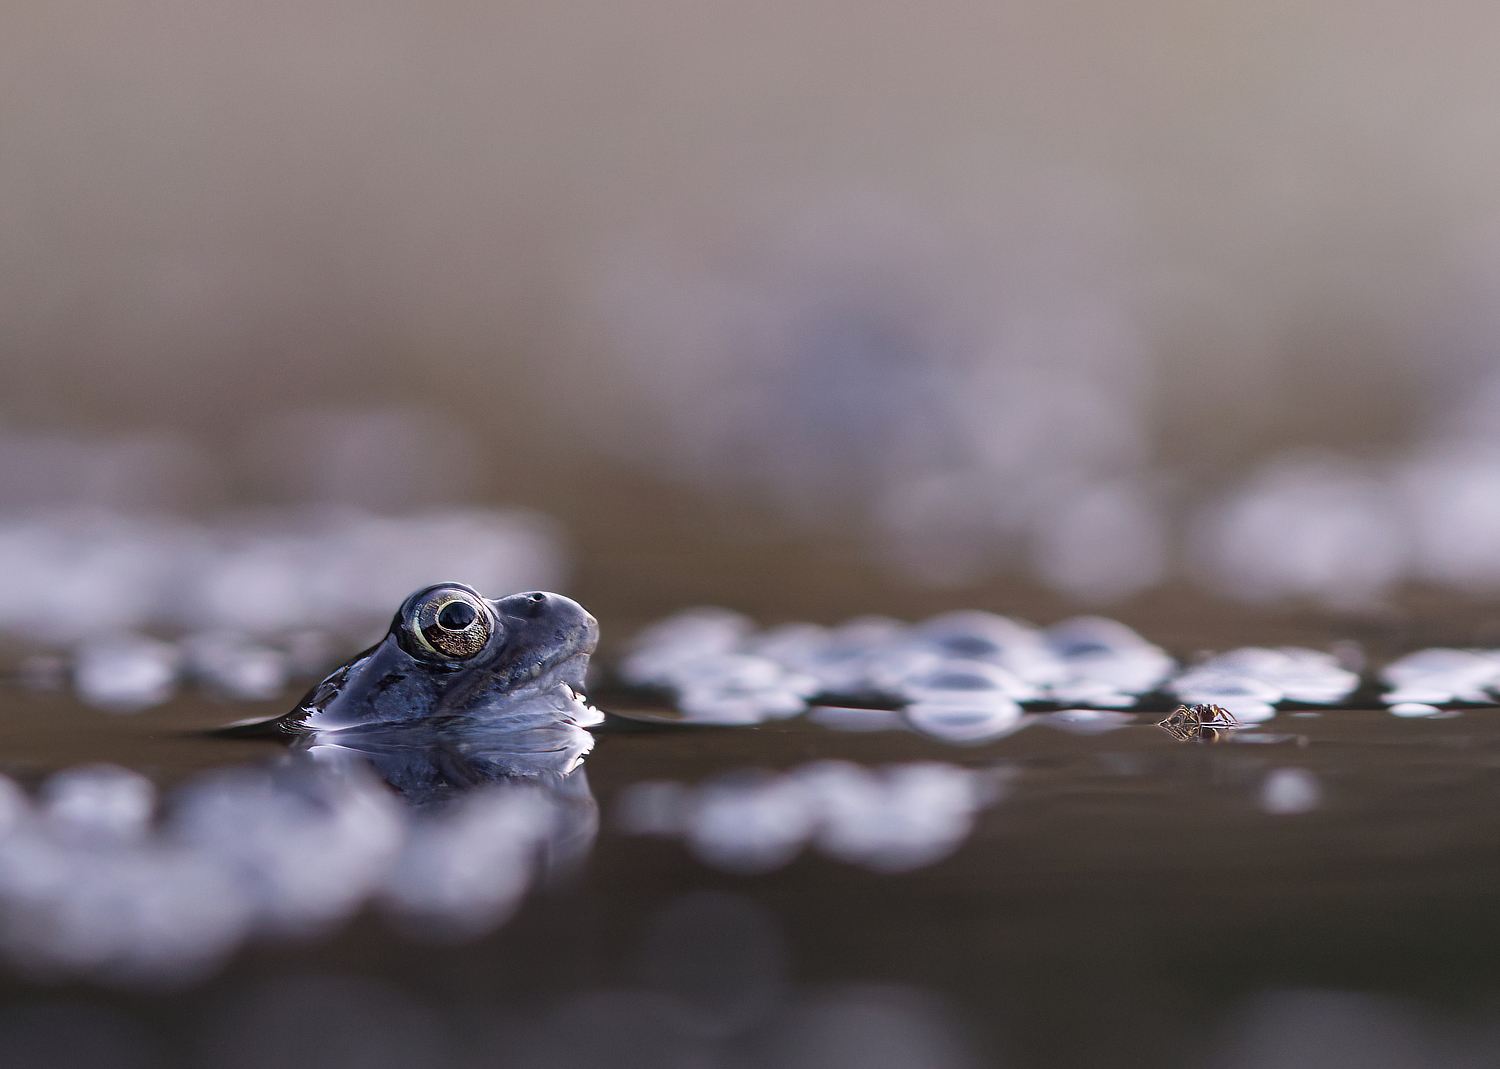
xmin=509 ymin=592 xmax=550 ymax=618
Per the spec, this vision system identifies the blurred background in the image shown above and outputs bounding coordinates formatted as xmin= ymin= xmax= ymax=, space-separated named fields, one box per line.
xmin=6 ymin=0 xmax=1500 ymax=649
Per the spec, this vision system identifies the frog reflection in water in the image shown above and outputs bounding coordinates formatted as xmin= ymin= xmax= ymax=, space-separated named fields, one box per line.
xmin=224 ymin=584 xmax=603 ymax=815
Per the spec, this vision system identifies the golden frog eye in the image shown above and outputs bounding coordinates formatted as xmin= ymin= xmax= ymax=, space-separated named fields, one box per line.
xmin=410 ymin=589 xmax=492 ymax=661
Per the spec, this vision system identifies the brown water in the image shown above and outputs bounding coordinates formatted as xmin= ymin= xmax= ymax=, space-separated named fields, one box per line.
xmin=1 ymin=664 xmax=1499 ymax=1069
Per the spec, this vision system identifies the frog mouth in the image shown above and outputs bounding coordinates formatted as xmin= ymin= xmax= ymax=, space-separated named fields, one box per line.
xmin=523 ymin=624 xmax=598 ymax=687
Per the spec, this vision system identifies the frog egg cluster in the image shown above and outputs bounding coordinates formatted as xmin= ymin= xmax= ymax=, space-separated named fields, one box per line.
xmin=622 ymin=608 xmax=1500 ymax=728
xmin=617 ymin=761 xmax=1010 ymax=875
xmin=1167 ymin=647 xmax=1361 ymax=722
xmin=0 ymin=761 xmax=568 ymax=987
xmin=0 ymin=506 xmax=562 ymax=711
xmin=1193 ymin=444 xmax=1500 ymax=609
xmin=1378 ymin=648 xmax=1500 ymax=716
xmin=620 ymin=609 xmax=1176 ymax=741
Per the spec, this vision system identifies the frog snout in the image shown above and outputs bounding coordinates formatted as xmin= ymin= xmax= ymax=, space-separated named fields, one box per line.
xmin=493 ymin=590 xmax=597 ymax=646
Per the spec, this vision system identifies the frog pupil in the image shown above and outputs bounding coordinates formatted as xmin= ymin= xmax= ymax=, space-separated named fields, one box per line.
xmin=437 ymin=601 xmax=477 ymax=631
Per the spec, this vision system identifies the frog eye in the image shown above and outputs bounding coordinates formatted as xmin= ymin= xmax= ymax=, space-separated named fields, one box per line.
xmin=409 ymin=588 xmax=493 ymax=661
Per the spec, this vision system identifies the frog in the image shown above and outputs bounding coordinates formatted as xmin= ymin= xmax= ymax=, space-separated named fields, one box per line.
xmin=220 ymin=584 xmax=604 ymax=788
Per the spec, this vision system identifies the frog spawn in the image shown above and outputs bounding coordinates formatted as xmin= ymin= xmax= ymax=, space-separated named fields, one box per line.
xmin=8 ymin=507 xmax=563 ymax=712
xmin=0 ymin=755 xmax=1014 ymax=986
xmin=617 ymin=761 xmax=1012 ymax=875
xmin=1168 ymin=647 xmax=1360 ymax=723
xmin=0 ymin=762 xmax=571 ymax=987
xmin=1378 ymin=648 xmax=1500 ymax=715
xmin=620 ymin=608 xmax=1177 ymax=742
xmin=623 ymin=608 xmax=1500 ymax=735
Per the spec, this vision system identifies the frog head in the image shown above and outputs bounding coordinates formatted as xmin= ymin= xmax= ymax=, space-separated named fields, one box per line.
xmin=291 ymin=584 xmax=599 ymax=733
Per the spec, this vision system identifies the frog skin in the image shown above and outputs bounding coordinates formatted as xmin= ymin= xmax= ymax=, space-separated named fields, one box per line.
xmin=221 ymin=584 xmax=604 ymax=784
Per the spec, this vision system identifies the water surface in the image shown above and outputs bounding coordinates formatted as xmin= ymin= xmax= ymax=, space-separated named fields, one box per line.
xmin=0 ymin=674 xmax=1498 ymax=1068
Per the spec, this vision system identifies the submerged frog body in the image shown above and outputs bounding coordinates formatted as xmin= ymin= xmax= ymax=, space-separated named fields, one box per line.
xmin=228 ymin=584 xmax=603 ymax=786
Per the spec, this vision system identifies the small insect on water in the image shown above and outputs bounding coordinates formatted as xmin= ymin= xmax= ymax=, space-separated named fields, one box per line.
xmin=1157 ymin=703 xmax=1239 ymax=742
